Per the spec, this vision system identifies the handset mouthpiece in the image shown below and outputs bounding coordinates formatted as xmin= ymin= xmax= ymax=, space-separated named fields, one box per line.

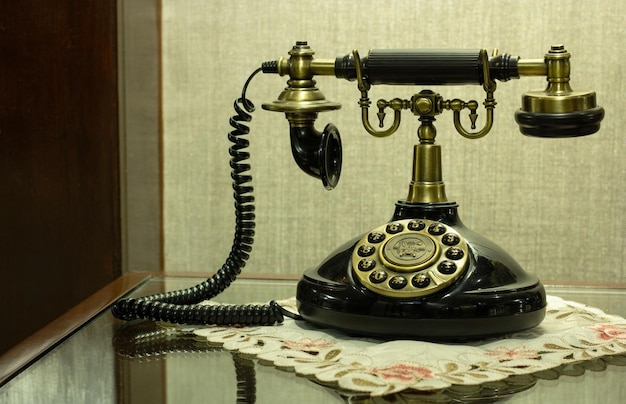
xmin=261 ymin=42 xmax=343 ymax=189
xmin=261 ymin=43 xmax=340 ymax=114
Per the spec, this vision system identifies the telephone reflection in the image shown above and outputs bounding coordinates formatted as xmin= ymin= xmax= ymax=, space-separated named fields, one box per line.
xmin=112 ymin=42 xmax=604 ymax=340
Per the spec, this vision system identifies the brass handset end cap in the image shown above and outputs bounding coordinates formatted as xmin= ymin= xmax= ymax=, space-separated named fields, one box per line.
xmin=262 ymin=87 xmax=341 ymax=113
xmin=262 ymin=99 xmax=341 ymax=113
xmin=516 ymin=87 xmax=604 ymax=137
xmin=520 ymin=88 xmax=598 ymax=114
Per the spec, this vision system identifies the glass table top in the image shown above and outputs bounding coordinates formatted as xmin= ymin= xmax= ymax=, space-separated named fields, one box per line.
xmin=1 ymin=276 xmax=624 ymax=403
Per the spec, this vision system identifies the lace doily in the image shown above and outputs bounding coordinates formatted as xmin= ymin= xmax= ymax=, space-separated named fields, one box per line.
xmin=187 ymin=295 xmax=626 ymax=396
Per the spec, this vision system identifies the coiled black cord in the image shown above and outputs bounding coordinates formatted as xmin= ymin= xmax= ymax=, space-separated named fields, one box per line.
xmin=111 ymin=67 xmax=298 ymax=326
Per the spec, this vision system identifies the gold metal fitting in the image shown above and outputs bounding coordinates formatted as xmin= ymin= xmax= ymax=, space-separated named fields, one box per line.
xmin=520 ymin=45 xmax=598 ymax=114
xmin=406 ymin=143 xmax=448 ymax=203
xmin=262 ymin=42 xmax=340 ymax=114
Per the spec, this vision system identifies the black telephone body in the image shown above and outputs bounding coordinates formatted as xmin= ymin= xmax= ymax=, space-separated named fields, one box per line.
xmin=297 ymin=201 xmax=546 ymax=339
xmin=111 ymin=42 xmax=603 ymax=341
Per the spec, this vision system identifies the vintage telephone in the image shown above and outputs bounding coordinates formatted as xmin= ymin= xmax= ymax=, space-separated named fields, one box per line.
xmin=112 ymin=42 xmax=603 ymax=340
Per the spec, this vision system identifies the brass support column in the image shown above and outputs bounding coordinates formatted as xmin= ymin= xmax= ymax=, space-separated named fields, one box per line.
xmin=406 ymin=117 xmax=448 ymax=203
xmin=405 ymin=144 xmax=447 ymax=203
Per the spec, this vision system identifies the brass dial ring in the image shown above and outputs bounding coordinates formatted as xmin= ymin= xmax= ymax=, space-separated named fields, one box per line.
xmin=351 ymin=219 xmax=470 ymax=299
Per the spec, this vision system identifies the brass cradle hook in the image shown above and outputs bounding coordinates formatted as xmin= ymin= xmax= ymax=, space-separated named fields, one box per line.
xmin=353 ymin=49 xmax=402 ymax=137
xmin=353 ymin=48 xmax=498 ymax=141
xmin=448 ymin=49 xmax=497 ymax=139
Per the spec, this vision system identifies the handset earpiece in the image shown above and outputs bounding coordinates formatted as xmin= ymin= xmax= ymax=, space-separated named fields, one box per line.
xmin=514 ymin=45 xmax=604 ymax=137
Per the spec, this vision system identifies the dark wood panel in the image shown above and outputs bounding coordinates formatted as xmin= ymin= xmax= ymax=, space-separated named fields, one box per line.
xmin=0 ymin=1 xmax=121 ymax=354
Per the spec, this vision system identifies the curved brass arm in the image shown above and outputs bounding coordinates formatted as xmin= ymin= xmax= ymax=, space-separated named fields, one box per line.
xmin=353 ymin=50 xmax=402 ymax=138
xmin=453 ymin=101 xmax=494 ymax=139
xmin=451 ymin=50 xmax=497 ymax=140
xmin=361 ymin=107 xmax=402 ymax=137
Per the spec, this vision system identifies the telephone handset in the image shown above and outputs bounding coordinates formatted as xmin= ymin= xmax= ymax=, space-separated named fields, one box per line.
xmin=112 ymin=42 xmax=604 ymax=340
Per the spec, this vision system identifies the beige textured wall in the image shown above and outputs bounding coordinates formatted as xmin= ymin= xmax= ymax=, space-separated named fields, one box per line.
xmin=161 ymin=0 xmax=624 ymax=283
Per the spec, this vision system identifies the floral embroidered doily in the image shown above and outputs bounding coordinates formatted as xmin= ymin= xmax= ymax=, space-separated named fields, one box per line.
xmin=185 ymin=295 xmax=626 ymax=396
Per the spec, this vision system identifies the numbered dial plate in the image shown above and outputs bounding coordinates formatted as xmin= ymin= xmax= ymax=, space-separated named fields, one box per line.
xmin=352 ymin=219 xmax=469 ymax=298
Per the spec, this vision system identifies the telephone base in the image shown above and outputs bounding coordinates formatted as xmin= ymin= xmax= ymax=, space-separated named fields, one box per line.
xmin=296 ymin=201 xmax=547 ymax=340
xmin=296 ymin=295 xmax=546 ymax=340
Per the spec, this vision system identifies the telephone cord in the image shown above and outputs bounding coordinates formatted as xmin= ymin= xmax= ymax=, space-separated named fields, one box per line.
xmin=111 ymin=67 xmax=298 ymax=326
